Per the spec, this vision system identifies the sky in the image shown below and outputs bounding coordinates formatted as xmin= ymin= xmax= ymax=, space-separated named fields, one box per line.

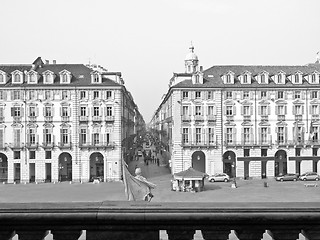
xmin=0 ymin=0 xmax=319 ymax=122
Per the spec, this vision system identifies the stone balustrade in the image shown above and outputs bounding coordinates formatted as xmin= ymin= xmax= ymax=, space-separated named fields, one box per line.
xmin=0 ymin=202 xmax=320 ymax=240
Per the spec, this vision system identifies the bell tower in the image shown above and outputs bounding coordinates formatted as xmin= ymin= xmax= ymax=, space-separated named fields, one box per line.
xmin=185 ymin=43 xmax=199 ymax=73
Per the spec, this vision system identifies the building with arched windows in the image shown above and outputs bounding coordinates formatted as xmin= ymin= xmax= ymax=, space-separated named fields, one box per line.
xmin=0 ymin=57 xmax=144 ymax=183
xmin=150 ymin=46 xmax=320 ymax=179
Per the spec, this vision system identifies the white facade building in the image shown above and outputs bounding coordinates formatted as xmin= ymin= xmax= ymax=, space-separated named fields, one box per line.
xmin=151 ymin=47 xmax=320 ymax=179
xmin=0 ymin=57 xmax=144 ymax=183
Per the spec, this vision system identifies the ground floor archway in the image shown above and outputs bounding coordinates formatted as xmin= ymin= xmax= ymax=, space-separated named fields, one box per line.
xmin=0 ymin=153 xmax=8 ymax=183
xmin=89 ymin=152 xmax=104 ymax=182
xmin=58 ymin=152 xmax=72 ymax=182
xmin=275 ymin=150 xmax=287 ymax=176
xmin=191 ymin=151 xmax=205 ymax=173
xmin=223 ymin=151 xmax=236 ymax=178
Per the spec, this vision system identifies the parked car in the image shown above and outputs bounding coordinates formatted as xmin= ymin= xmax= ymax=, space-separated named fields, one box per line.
xmin=208 ymin=173 xmax=230 ymax=182
xmin=275 ymin=173 xmax=298 ymax=182
xmin=299 ymin=172 xmax=320 ymax=181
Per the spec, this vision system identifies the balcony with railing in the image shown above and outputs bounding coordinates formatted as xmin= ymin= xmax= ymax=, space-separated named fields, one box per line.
xmin=181 ymin=140 xmax=218 ymax=148
xmin=295 ymin=114 xmax=303 ymax=122
xmin=79 ymin=141 xmax=115 ymax=150
xmin=92 ymin=116 xmax=102 ymax=122
xmin=28 ymin=116 xmax=37 ymax=122
xmin=25 ymin=142 xmax=39 ymax=149
xmin=44 ymin=116 xmax=53 ymax=122
xmin=42 ymin=141 xmax=55 ymax=149
xmin=311 ymin=114 xmax=320 ymax=122
xmin=243 ymin=115 xmax=251 ymax=122
xmin=207 ymin=115 xmax=216 ymax=122
xmin=194 ymin=115 xmax=204 ymax=121
xmin=105 ymin=116 xmax=115 ymax=122
xmin=61 ymin=116 xmax=70 ymax=122
xmin=8 ymin=142 xmax=24 ymax=150
xmin=1 ymin=202 xmax=320 ymax=240
xmin=57 ymin=142 xmax=72 ymax=149
xmin=225 ymin=139 xmax=272 ymax=148
xmin=13 ymin=116 xmax=22 ymax=123
xmin=260 ymin=115 xmax=268 ymax=122
xmin=181 ymin=115 xmax=191 ymax=122
xmin=277 ymin=115 xmax=286 ymax=122
xmin=79 ymin=116 xmax=89 ymax=122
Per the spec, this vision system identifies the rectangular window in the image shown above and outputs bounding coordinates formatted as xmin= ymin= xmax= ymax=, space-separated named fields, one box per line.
xmin=243 ymin=75 xmax=248 ymax=83
xmin=45 ymin=151 xmax=51 ymax=159
xmin=62 ymin=129 xmax=68 ymax=144
xmin=93 ymin=133 xmax=99 ymax=145
xmin=313 ymin=148 xmax=318 ymax=156
xmin=12 ymin=107 xmax=21 ymax=117
xmin=261 ymin=91 xmax=267 ymax=98
xmin=62 ymin=90 xmax=68 ymax=100
xmin=261 ymin=127 xmax=267 ymax=144
xmin=80 ymin=106 xmax=87 ymax=116
xmin=294 ymin=105 xmax=302 ymax=115
xmin=261 ymin=106 xmax=268 ymax=116
xmin=243 ymin=91 xmax=249 ymax=99
xmin=312 ymin=74 xmax=316 ymax=83
xmin=226 ymin=128 xmax=233 ymax=143
xmin=62 ymin=107 xmax=68 ymax=117
xmin=278 ymin=74 xmax=282 ymax=84
xmin=93 ymin=91 xmax=99 ymax=99
xmin=295 ymin=148 xmax=301 ymax=156
xmin=14 ymin=129 xmax=21 ymax=146
xmin=195 ymin=91 xmax=201 ymax=99
xmin=295 ymin=74 xmax=299 ymax=83
xmin=226 ymin=75 xmax=231 ymax=83
xmin=28 ymin=129 xmax=36 ymax=144
xmin=226 ymin=106 xmax=233 ymax=116
xmin=312 ymin=91 xmax=318 ymax=99
xmin=106 ymin=106 xmax=113 ymax=116
xmin=261 ymin=149 xmax=268 ymax=157
xmin=311 ymin=126 xmax=318 ymax=142
xmin=243 ymin=106 xmax=250 ymax=116
xmin=195 ymin=106 xmax=202 ymax=116
xmin=195 ymin=128 xmax=201 ymax=144
xmin=261 ymin=74 xmax=266 ymax=84
xmin=207 ymin=91 xmax=213 ymax=100
xmin=29 ymin=106 xmax=36 ymax=117
xmin=226 ymin=91 xmax=233 ymax=99
xmin=277 ymin=105 xmax=285 ymax=115
xmin=244 ymin=149 xmax=250 ymax=157
xmin=45 ymin=107 xmax=52 ymax=117
xmin=207 ymin=106 xmax=214 ymax=115
xmin=0 ymin=91 xmax=4 ymax=100
xmin=277 ymin=91 xmax=284 ymax=99
xmin=29 ymin=90 xmax=35 ymax=100
xmin=0 ymin=129 xmax=3 ymax=148
xmin=105 ymin=133 xmax=110 ymax=144
xmin=80 ymin=91 xmax=86 ymax=99
xmin=93 ymin=107 xmax=100 ymax=116
xmin=182 ymin=128 xmax=189 ymax=143
xmin=311 ymin=105 xmax=318 ymax=115
xmin=106 ymin=91 xmax=112 ymax=99
xmin=182 ymin=106 xmax=189 ymax=116
xmin=80 ymin=129 xmax=87 ymax=144
xmin=182 ymin=91 xmax=189 ymax=99
xmin=45 ymin=129 xmax=52 ymax=144
xmin=294 ymin=91 xmax=301 ymax=99
xmin=13 ymin=90 xmax=20 ymax=100
xmin=45 ymin=90 xmax=51 ymax=100
xmin=29 ymin=151 xmax=36 ymax=159
xmin=14 ymin=151 xmax=20 ymax=159
xmin=243 ymin=128 xmax=250 ymax=143
xmin=277 ymin=127 xmax=284 ymax=144
xmin=208 ymin=128 xmax=214 ymax=143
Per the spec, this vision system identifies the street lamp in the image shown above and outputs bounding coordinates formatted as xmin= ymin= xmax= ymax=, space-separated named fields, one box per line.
xmin=59 ymin=163 xmax=63 ymax=182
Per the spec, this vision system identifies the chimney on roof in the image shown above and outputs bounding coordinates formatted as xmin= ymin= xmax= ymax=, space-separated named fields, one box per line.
xmin=200 ymin=66 xmax=203 ymax=72
xmin=45 ymin=60 xmax=49 ymax=64
xmin=53 ymin=60 xmax=56 ymax=64
xmin=316 ymin=51 xmax=320 ymax=64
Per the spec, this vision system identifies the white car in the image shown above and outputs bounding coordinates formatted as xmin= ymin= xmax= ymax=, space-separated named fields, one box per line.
xmin=208 ymin=173 xmax=230 ymax=182
xmin=299 ymin=172 xmax=320 ymax=181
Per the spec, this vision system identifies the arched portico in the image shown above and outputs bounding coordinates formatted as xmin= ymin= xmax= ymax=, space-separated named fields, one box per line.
xmin=89 ymin=152 xmax=104 ymax=182
xmin=58 ymin=152 xmax=72 ymax=182
xmin=191 ymin=151 xmax=205 ymax=173
xmin=223 ymin=151 xmax=236 ymax=178
xmin=275 ymin=150 xmax=287 ymax=176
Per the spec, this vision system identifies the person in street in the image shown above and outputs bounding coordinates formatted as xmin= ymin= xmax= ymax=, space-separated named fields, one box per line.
xmin=134 ymin=168 xmax=156 ymax=201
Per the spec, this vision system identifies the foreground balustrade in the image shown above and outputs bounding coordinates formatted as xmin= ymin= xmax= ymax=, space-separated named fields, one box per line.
xmin=0 ymin=202 xmax=320 ymax=240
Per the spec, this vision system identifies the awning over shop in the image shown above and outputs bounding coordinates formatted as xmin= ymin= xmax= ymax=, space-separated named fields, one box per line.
xmin=174 ymin=167 xmax=208 ymax=181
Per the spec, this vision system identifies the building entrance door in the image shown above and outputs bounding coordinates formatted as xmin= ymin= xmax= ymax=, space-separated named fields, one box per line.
xmin=244 ymin=161 xmax=249 ymax=180
xmin=191 ymin=151 xmax=205 ymax=173
xmin=29 ymin=163 xmax=35 ymax=183
xmin=261 ymin=161 xmax=267 ymax=179
xmin=45 ymin=163 xmax=52 ymax=182
xmin=14 ymin=163 xmax=20 ymax=183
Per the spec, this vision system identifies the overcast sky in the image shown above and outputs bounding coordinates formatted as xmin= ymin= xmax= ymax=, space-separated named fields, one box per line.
xmin=1 ymin=0 xmax=319 ymax=122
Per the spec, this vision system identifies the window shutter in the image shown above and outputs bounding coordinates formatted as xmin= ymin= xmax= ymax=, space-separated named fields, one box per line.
xmin=233 ymin=106 xmax=236 ymax=115
xmin=258 ymin=91 xmax=262 ymax=100
xmin=60 ymin=107 xmax=62 ymax=117
xmin=0 ymin=108 xmax=3 ymax=117
xmin=292 ymin=105 xmax=295 ymax=115
xmin=43 ymin=129 xmax=46 ymax=144
xmin=11 ymin=107 xmax=14 ymax=117
xmin=284 ymin=91 xmax=288 ymax=100
xmin=91 ymin=107 xmax=94 ymax=117
xmin=10 ymin=90 xmax=13 ymax=100
xmin=60 ymin=129 xmax=63 ymax=144
xmin=302 ymin=91 xmax=306 ymax=100
xmin=36 ymin=107 xmax=39 ymax=117
xmin=223 ymin=92 xmax=226 ymax=100
xmin=258 ymin=106 xmax=261 ymax=115
xmin=310 ymin=105 xmax=312 ymax=115
xmin=233 ymin=92 xmax=237 ymax=100
xmin=241 ymin=106 xmax=244 ymax=115
xmin=52 ymin=106 xmax=55 ymax=117
xmin=250 ymin=106 xmax=253 ymax=115
xmin=268 ymin=106 xmax=271 ymax=115
xmin=302 ymin=105 xmax=305 ymax=115
xmin=284 ymin=106 xmax=287 ymax=115
xmin=68 ymin=129 xmax=71 ymax=144
xmin=86 ymin=107 xmax=89 ymax=117
xmin=68 ymin=108 xmax=71 ymax=117
xmin=36 ymin=134 xmax=39 ymax=144
xmin=21 ymin=107 xmax=24 ymax=117
xmin=99 ymin=133 xmax=103 ymax=144
xmin=250 ymin=92 xmax=254 ymax=100
xmin=99 ymin=107 xmax=102 ymax=117
xmin=0 ymin=129 xmax=3 ymax=148
xmin=285 ymin=127 xmax=288 ymax=142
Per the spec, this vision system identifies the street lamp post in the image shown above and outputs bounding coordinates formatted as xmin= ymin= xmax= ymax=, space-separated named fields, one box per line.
xmin=230 ymin=155 xmax=237 ymax=188
xmin=59 ymin=163 xmax=63 ymax=182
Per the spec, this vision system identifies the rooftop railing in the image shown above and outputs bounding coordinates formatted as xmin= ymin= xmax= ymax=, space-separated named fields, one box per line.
xmin=0 ymin=202 xmax=320 ymax=240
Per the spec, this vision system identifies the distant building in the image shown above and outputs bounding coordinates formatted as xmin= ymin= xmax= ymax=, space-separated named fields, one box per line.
xmin=0 ymin=57 xmax=144 ymax=183
xmin=150 ymin=46 xmax=320 ymax=179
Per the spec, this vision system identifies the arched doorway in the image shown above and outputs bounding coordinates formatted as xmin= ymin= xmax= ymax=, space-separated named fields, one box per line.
xmin=223 ymin=151 xmax=236 ymax=178
xmin=89 ymin=152 xmax=104 ymax=182
xmin=0 ymin=153 xmax=8 ymax=183
xmin=58 ymin=153 xmax=72 ymax=182
xmin=275 ymin=150 xmax=287 ymax=176
xmin=191 ymin=151 xmax=205 ymax=173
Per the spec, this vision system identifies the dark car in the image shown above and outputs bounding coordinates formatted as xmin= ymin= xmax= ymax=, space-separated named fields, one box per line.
xmin=275 ymin=173 xmax=298 ymax=182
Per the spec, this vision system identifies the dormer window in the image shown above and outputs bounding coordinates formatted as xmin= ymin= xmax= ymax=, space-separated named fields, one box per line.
xmin=309 ymin=72 xmax=319 ymax=84
xmin=43 ymin=71 xmax=54 ymax=84
xmin=224 ymin=71 xmax=235 ymax=84
xmin=241 ymin=71 xmax=251 ymax=84
xmin=277 ymin=72 xmax=286 ymax=84
xmin=91 ymin=71 xmax=102 ymax=84
xmin=11 ymin=71 xmax=23 ymax=84
xmin=312 ymin=74 xmax=316 ymax=83
xmin=59 ymin=70 xmax=71 ymax=84
xmin=295 ymin=74 xmax=300 ymax=83
xmin=292 ymin=71 xmax=302 ymax=84
xmin=259 ymin=71 xmax=268 ymax=84
xmin=0 ymin=73 xmax=5 ymax=84
xmin=261 ymin=75 xmax=266 ymax=84
xmin=243 ymin=75 xmax=248 ymax=83
xmin=278 ymin=74 xmax=282 ymax=84
xmin=27 ymin=71 xmax=38 ymax=84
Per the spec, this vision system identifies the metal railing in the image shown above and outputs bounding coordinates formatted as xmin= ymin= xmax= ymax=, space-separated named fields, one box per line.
xmin=181 ymin=141 xmax=218 ymax=148
xmin=0 ymin=202 xmax=320 ymax=240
